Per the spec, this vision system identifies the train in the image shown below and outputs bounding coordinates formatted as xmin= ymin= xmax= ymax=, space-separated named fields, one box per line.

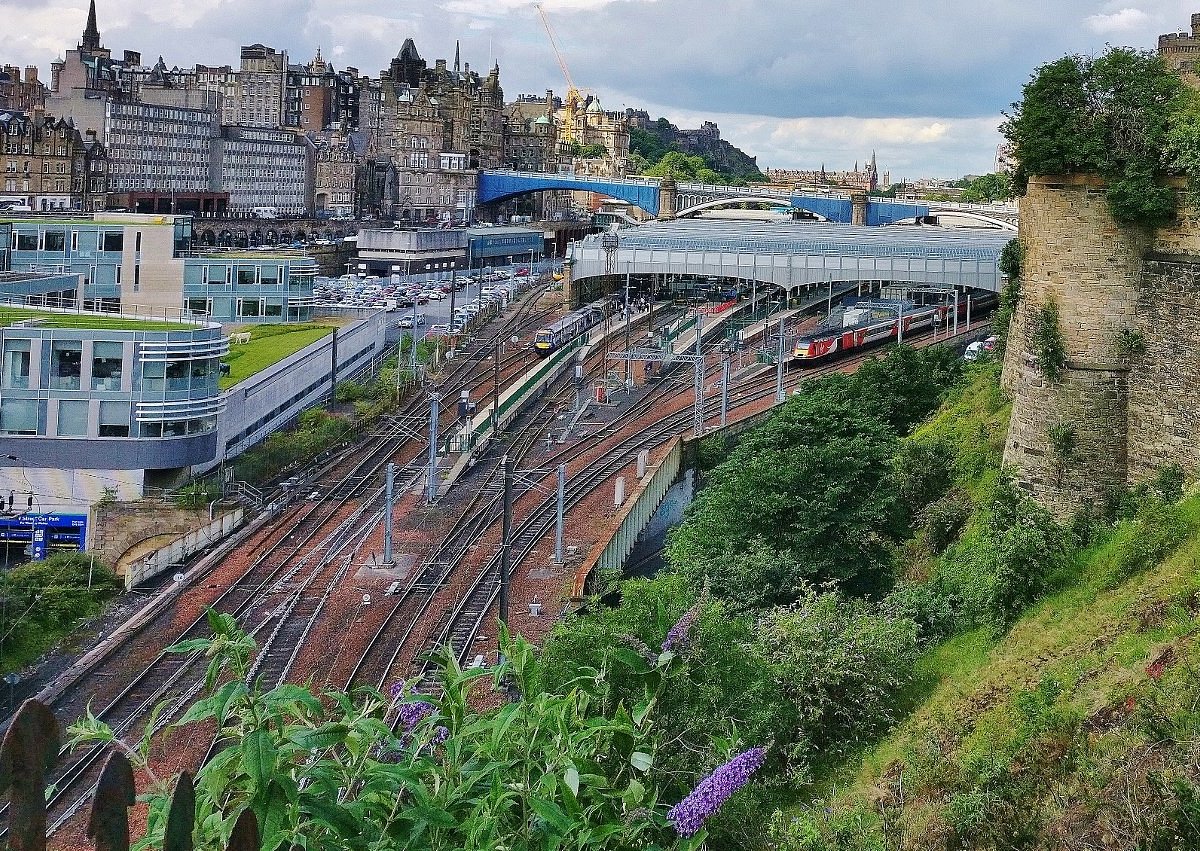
xmin=792 ymin=292 xmax=998 ymax=364
xmin=532 ymin=302 xmax=611 ymax=356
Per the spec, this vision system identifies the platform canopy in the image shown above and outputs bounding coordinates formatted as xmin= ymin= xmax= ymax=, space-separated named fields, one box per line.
xmin=568 ymin=219 xmax=1012 ymax=294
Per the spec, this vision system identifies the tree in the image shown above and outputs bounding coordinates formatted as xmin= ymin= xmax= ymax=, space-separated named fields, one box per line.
xmin=960 ymin=172 xmax=1014 ymax=203
xmin=667 ymin=378 xmax=900 ymax=597
xmin=1002 ymin=47 xmax=1192 ymax=225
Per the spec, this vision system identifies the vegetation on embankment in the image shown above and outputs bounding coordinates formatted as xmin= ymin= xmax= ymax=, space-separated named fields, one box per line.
xmin=0 ymin=553 xmax=122 ymax=675
xmin=544 ymin=342 xmax=1200 ymax=850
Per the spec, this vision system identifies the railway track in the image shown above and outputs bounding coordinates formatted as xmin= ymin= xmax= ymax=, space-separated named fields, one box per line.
xmin=0 ymin=278 xmax=563 ymax=841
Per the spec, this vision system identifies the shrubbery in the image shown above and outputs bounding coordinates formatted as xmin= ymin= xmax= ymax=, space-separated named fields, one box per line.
xmin=0 ymin=553 xmax=122 ymax=673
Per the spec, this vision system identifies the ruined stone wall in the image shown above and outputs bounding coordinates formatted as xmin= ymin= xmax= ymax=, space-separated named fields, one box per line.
xmin=1001 ymin=176 xmax=1148 ymax=516
xmin=1127 ymin=257 xmax=1200 ymax=483
xmin=1003 ymin=175 xmax=1200 ymax=516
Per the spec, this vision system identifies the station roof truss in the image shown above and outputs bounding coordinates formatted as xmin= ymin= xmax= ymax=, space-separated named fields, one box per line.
xmin=568 ymin=219 xmax=1012 ymax=293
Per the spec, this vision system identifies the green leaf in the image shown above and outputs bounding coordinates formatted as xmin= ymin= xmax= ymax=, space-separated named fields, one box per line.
xmin=563 ymin=764 xmax=580 ymax=797
xmin=241 ymin=729 xmax=276 ymax=794
xmin=623 ymin=777 xmax=646 ymax=805
xmin=530 ymin=796 xmax=573 ymax=833
xmin=629 ymin=751 xmax=653 ymax=772
xmin=288 ymin=722 xmax=349 ymax=751
xmin=253 ymin=780 xmax=292 ymax=851
xmin=301 ymin=793 xmax=361 ymax=837
xmin=262 ymin=684 xmax=322 ymax=716
xmin=163 ymin=638 xmax=211 ymax=655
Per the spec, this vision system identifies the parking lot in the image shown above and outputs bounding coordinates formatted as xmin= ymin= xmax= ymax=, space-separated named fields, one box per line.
xmin=313 ymin=262 xmax=560 ymax=342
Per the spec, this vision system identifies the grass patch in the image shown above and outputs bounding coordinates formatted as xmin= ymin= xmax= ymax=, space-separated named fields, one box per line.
xmin=220 ymin=323 xmax=338 ymax=388
xmin=0 ymin=307 xmax=193 ymax=331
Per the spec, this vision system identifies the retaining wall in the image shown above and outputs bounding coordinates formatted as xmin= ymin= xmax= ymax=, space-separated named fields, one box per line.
xmin=119 ymin=507 xmax=244 ymax=588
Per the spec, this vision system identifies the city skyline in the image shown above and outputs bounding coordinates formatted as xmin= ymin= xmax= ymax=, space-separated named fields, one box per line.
xmin=1 ymin=1 xmax=1198 ymax=178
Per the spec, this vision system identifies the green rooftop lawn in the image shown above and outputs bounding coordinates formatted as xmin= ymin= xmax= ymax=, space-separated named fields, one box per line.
xmin=0 ymin=307 xmax=193 ymax=331
xmin=220 ymin=322 xmax=340 ymax=388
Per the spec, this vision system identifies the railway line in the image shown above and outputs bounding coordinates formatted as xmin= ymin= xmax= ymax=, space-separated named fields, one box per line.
xmin=0 ymin=278 xmax=564 ymax=842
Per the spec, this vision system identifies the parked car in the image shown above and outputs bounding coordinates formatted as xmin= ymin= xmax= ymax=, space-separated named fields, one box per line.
xmin=397 ymin=314 xmax=426 ymax=328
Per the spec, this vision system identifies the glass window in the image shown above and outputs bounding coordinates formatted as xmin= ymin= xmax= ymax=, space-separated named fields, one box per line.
xmin=91 ymin=341 xmax=124 ymax=390
xmin=186 ymin=298 xmax=211 ymax=316
xmin=2 ymin=339 xmax=31 ymax=389
xmin=141 ymin=360 xmax=165 ymax=392
xmin=56 ymin=399 xmax=89 ymax=436
xmin=98 ymin=401 xmax=130 ymax=437
xmin=166 ymin=360 xmax=190 ymax=391
xmin=264 ymin=301 xmax=283 ymax=317
xmin=260 ymin=266 xmax=279 ymax=286
xmin=139 ymin=421 xmax=164 ymax=437
xmin=237 ymin=298 xmax=262 ymax=318
xmin=50 ymin=340 xmax=82 ymax=390
xmin=102 ymin=231 xmax=123 ymax=252
xmin=43 ymin=231 xmax=65 ymax=252
xmin=162 ymin=419 xmax=188 ymax=437
xmin=14 ymin=231 xmax=36 ymax=250
xmin=237 ymin=266 xmax=257 ymax=286
xmin=0 ymin=398 xmax=38 ymax=434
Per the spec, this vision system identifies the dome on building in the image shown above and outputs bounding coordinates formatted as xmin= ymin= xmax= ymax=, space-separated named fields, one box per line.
xmin=534 ymin=114 xmax=551 ymax=125
xmin=586 ymin=98 xmax=603 ymax=114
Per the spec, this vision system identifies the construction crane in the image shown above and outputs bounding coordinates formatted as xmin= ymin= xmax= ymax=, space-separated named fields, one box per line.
xmin=535 ymin=3 xmax=583 ymax=144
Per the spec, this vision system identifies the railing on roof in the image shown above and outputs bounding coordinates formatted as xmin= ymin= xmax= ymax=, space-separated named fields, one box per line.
xmin=0 ymin=295 xmax=220 ymax=328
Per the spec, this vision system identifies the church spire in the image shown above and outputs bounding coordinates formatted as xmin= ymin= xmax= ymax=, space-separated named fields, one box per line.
xmin=81 ymin=0 xmax=101 ymax=51
xmin=454 ymin=40 xmax=461 ymax=73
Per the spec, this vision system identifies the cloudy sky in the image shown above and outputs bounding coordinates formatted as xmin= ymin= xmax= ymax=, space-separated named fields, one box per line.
xmin=3 ymin=0 xmax=1197 ymax=178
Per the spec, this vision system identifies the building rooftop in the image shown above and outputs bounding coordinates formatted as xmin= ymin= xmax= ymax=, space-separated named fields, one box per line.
xmin=220 ymin=321 xmax=346 ymax=388
xmin=0 ymin=306 xmax=197 ymax=331
xmin=581 ymin=218 xmax=1012 ymax=261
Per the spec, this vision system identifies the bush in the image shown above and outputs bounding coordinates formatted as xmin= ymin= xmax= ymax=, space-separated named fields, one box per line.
xmin=0 ymin=553 xmax=122 ymax=673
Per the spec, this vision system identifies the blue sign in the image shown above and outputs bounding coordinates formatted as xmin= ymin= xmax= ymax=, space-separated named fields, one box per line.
xmin=0 ymin=512 xmax=87 ymax=560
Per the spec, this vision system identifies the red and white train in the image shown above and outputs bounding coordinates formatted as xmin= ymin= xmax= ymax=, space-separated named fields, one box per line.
xmin=792 ymin=293 xmax=997 ymax=363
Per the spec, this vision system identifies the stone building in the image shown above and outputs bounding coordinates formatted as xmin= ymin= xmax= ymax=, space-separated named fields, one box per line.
xmin=312 ymin=132 xmax=363 ymax=218
xmin=0 ymin=111 xmax=107 ymax=211
xmin=370 ymin=39 xmax=503 ymax=223
xmin=0 ymin=66 xmax=46 ymax=112
xmin=1159 ymin=13 xmax=1200 ymax=87
xmin=1001 ymin=175 xmax=1200 ymax=517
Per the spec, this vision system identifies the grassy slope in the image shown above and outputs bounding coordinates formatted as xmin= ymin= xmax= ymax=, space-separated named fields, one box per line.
xmin=777 ymin=362 xmax=1200 ymax=849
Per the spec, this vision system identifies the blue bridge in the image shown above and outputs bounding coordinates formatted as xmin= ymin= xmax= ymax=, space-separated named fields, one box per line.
xmin=477 ymin=170 xmax=1019 ymax=229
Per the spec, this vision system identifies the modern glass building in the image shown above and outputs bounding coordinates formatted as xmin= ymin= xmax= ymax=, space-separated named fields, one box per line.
xmin=0 ymin=305 xmax=228 ymax=511
xmin=0 ymin=212 xmax=316 ymax=321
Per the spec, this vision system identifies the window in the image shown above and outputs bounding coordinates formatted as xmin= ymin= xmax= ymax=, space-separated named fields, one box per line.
xmin=44 ymin=231 xmax=65 ymax=252
xmin=101 ymin=231 xmax=123 ymax=252
xmin=2 ymin=339 xmax=31 ymax=389
xmin=186 ymin=298 xmax=211 ymax=316
xmin=237 ymin=298 xmax=263 ymax=318
xmin=237 ymin=266 xmax=256 ymax=286
xmin=50 ymin=340 xmax=82 ymax=390
xmin=91 ymin=341 xmax=124 ymax=390
xmin=260 ymin=266 xmax=280 ymax=286
xmin=166 ymin=360 xmax=190 ymax=392
xmin=141 ymin=360 xmax=165 ymax=392
xmin=98 ymin=401 xmax=130 ymax=437
xmin=264 ymin=301 xmax=283 ymax=317
xmin=14 ymin=231 xmax=36 ymax=251
xmin=56 ymin=399 xmax=89 ymax=436
xmin=0 ymin=399 xmax=38 ymax=434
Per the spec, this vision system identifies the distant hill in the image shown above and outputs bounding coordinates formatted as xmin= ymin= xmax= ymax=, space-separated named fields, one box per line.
xmin=627 ymin=113 xmax=764 ymax=185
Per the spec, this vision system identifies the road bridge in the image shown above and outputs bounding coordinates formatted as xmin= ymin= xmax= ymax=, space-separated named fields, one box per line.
xmin=565 ymin=218 xmax=1012 ymax=302
xmin=478 ymin=169 xmax=1017 ymax=228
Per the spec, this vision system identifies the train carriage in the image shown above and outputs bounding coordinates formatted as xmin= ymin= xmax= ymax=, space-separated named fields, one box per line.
xmin=533 ymin=303 xmax=610 ymax=356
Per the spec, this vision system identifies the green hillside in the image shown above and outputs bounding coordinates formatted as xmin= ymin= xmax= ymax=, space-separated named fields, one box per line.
xmin=771 ymin=376 xmax=1200 ymax=850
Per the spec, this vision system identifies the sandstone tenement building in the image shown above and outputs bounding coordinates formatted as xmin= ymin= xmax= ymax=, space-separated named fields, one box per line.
xmin=1001 ymin=175 xmax=1200 ymax=517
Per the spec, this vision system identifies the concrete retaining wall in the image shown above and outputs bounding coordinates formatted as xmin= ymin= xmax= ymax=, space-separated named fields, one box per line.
xmin=120 ymin=507 xmax=244 ymax=588
xmin=573 ymin=439 xmax=684 ymax=598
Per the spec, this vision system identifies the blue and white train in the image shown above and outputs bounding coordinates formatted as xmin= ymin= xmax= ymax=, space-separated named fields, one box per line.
xmin=532 ymin=303 xmax=610 ymax=356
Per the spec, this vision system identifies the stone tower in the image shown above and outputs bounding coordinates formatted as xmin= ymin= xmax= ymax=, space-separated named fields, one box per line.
xmin=657 ymin=175 xmax=676 ymax=221
xmin=1001 ymin=174 xmax=1200 ymax=517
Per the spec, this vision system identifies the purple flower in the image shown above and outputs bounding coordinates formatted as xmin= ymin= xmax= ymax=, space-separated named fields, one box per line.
xmin=397 ymin=698 xmax=435 ymax=732
xmin=661 ymin=605 xmax=700 ymax=653
xmin=667 ymin=747 xmax=766 ymax=837
xmin=432 ymin=726 xmax=449 ymax=746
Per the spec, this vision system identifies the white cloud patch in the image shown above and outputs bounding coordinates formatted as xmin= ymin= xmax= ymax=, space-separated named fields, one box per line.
xmin=1085 ymin=7 xmax=1150 ymax=33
